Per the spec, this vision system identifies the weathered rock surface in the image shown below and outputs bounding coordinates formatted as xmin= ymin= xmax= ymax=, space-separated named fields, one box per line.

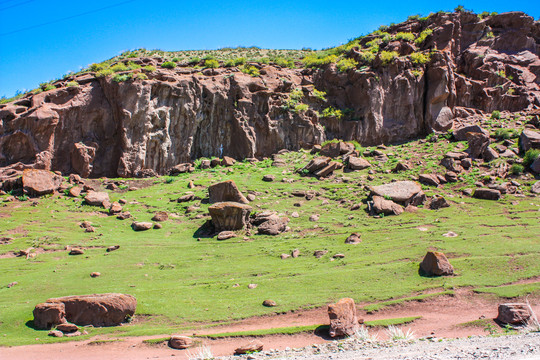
xmin=347 ymin=156 xmax=371 ymax=170
xmin=328 ymin=298 xmax=360 ymax=337
xmin=520 ymin=129 xmax=540 ymax=152
xmin=496 ymin=303 xmax=532 ymax=325
xmin=36 ymin=293 xmax=136 ymax=327
xmin=473 ymin=188 xmax=502 ymax=200
xmin=371 ymin=195 xmax=404 ymax=216
xmin=370 ymin=181 xmax=422 ymax=203
xmin=420 ymin=251 xmax=454 ymax=276
xmin=235 ymin=340 xmax=264 ymax=355
xmin=131 ymin=221 xmax=153 ymax=231
xmin=22 ymin=169 xmax=63 ymax=196
xmin=168 ymin=335 xmax=193 ymax=349
xmin=208 ymin=180 xmax=248 ymax=204
xmin=257 ymin=215 xmax=290 ymax=235
xmin=84 ymin=191 xmax=110 ymax=207
xmin=345 ymin=233 xmax=361 ymax=244
xmin=208 ymin=202 xmax=252 ymax=231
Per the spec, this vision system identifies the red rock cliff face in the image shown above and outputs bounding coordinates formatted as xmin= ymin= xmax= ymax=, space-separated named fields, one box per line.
xmin=0 ymin=11 xmax=538 ymax=177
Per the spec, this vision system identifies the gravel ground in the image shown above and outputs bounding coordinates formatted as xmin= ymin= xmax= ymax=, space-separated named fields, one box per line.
xmin=223 ymin=333 xmax=540 ymax=360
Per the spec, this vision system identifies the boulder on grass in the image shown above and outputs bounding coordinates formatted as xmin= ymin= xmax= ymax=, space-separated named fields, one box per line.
xmin=320 ymin=141 xmax=354 ymax=158
xmin=328 ymin=298 xmax=360 ymax=337
xmin=420 ymin=251 xmax=454 ymax=276
xmin=168 ymin=335 xmax=193 ymax=349
xmin=473 ymin=188 xmax=501 ymax=200
xmin=345 ymin=233 xmax=361 ymax=244
xmin=22 ymin=169 xmax=63 ymax=196
xmin=42 ymin=293 xmax=136 ymax=327
xmin=257 ymin=215 xmax=289 ymax=235
xmin=131 ymin=222 xmax=153 ymax=231
xmin=369 ymin=181 xmax=422 ymax=203
xmin=347 ymin=156 xmax=371 ymax=170
xmin=209 ymin=202 xmax=252 ymax=231
xmin=208 ymin=180 xmax=248 ymax=204
xmin=371 ymin=196 xmax=403 ymax=216
xmin=519 ymin=129 xmax=540 ymax=153
xmin=33 ymin=302 xmax=66 ymax=330
xmin=496 ymin=303 xmax=532 ymax=325
xmin=84 ymin=191 xmax=110 ymax=208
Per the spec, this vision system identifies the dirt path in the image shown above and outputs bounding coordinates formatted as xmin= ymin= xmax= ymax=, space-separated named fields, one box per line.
xmin=2 ymin=289 xmax=539 ymax=360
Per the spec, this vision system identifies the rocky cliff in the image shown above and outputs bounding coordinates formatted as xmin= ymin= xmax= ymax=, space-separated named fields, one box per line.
xmin=1 ymin=11 xmax=539 ymax=177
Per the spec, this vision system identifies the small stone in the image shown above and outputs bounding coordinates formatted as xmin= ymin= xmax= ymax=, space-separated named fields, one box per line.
xmin=333 ymin=254 xmax=345 ymax=259
xmin=217 ymin=231 xmax=236 ymax=240
xmin=90 ymin=272 xmax=101 ymax=277
xmin=168 ymin=335 xmax=193 ymax=349
xmin=248 ymin=283 xmax=258 ymax=289
xmin=131 ymin=222 xmax=153 ymax=231
xmin=345 ymin=233 xmax=361 ymax=244
xmin=235 ymin=340 xmax=264 ymax=355
xmin=262 ymin=175 xmax=275 ymax=182
xmin=313 ymin=250 xmax=328 ymax=258
xmin=309 ymin=214 xmax=320 ymax=222
xmin=7 ymin=281 xmax=18 ymax=288
xmin=153 ymin=223 xmax=162 ymax=229
xmin=48 ymin=330 xmax=63 ymax=337
xmin=151 ymin=211 xmax=168 ymax=222
xmin=280 ymin=254 xmax=290 ymax=259
xmin=56 ymin=323 xmax=78 ymax=333
xmin=116 ymin=211 xmax=131 ymax=220
xmin=291 ymin=249 xmax=300 ymax=258
xmin=443 ymin=231 xmax=458 ymax=237
xmin=262 ymin=299 xmax=277 ymax=307
xmin=106 ymin=245 xmax=120 ymax=252
xmin=247 ymin=194 xmax=256 ymax=201
xmin=291 ymin=211 xmax=299 ymax=218
xmin=109 ymin=202 xmax=122 ymax=214
xmin=69 ymin=248 xmax=84 ymax=255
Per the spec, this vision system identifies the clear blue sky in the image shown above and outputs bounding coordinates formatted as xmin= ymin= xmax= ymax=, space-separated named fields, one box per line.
xmin=1 ymin=0 xmax=539 ymax=98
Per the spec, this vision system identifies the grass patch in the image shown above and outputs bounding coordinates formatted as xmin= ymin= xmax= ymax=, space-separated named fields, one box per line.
xmin=365 ymin=316 xmax=421 ymax=327
xmin=363 ymin=291 xmax=454 ymax=313
xmin=142 ymin=337 xmax=169 ymax=344
xmin=87 ymin=339 xmax=124 ymax=345
xmin=457 ymin=318 xmax=494 ymax=328
xmin=473 ymin=282 xmax=540 ymax=298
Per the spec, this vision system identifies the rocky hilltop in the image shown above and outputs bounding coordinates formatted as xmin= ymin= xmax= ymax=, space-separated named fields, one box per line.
xmin=1 ymin=10 xmax=539 ymax=177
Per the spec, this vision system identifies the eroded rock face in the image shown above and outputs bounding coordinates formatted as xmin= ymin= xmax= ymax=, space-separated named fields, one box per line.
xmin=34 ymin=293 xmax=136 ymax=328
xmin=208 ymin=202 xmax=252 ymax=231
xmin=1 ymin=11 xmax=539 ymax=177
xmin=328 ymin=298 xmax=360 ymax=337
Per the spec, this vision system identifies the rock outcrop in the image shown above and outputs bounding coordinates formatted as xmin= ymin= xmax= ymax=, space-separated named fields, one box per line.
xmin=1 ymin=11 xmax=539 ymax=177
xmin=327 ymin=297 xmax=360 ymax=337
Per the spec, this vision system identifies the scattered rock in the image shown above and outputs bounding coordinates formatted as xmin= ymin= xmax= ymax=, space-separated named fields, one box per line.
xmin=248 ymin=284 xmax=258 ymax=289
xmin=333 ymin=254 xmax=345 ymax=259
xmin=246 ymin=193 xmax=256 ymax=201
xmin=48 ymin=330 xmax=64 ymax=337
xmin=106 ymin=245 xmax=120 ymax=252
xmin=370 ymin=181 xmax=422 ymax=203
xmin=257 ymin=215 xmax=289 ymax=235
xmin=371 ymin=196 xmax=403 ymax=216
xmin=209 ymin=202 xmax=252 ymax=231
xmin=21 ymin=169 xmax=63 ymax=196
xmin=208 ymin=180 xmax=248 ymax=204
xmin=443 ymin=231 xmax=458 ymax=237
xmin=33 ymin=302 xmax=66 ymax=330
xmin=116 ymin=212 xmax=131 ymax=220
xmin=262 ymin=300 xmax=277 ymax=307
xmin=291 ymin=211 xmax=299 ymax=218
xmin=217 ymin=231 xmax=236 ymax=240
xmin=420 ymin=251 xmax=454 ymax=276
xmin=428 ymin=195 xmax=450 ymax=210
xmin=328 ymin=298 xmax=360 ymax=337
xmin=466 ymin=132 xmax=490 ymax=159
xmin=313 ymin=250 xmax=328 ymax=258
xmin=7 ymin=281 xmax=18 ymax=288
xmin=392 ymin=162 xmax=411 ymax=172
xmin=56 ymin=323 xmax=78 ymax=333
xmin=497 ymin=303 xmax=532 ymax=325
xmin=84 ymin=191 xmax=110 ymax=208
xmin=483 ymin=147 xmax=499 ymax=162
xmin=532 ymin=181 xmax=540 ymax=194
xmin=345 ymin=233 xmax=361 ymax=244
xmin=309 ymin=214 xmax=320 ymax=222
xmin=221 ymin=156 xmax=236 ymax=167
xmin=69 ymin=248 xmax=84 ymax=255
xmin=519 ymin=129 xmax=540 ymax=152
xmin=153 ymin=223 xmax=162 ymax=229
xmin=68 ymin=186 xmax=82 ymax=197
xmin=168 ymin=335 xmax=193 ymax=349
xmin=419 ymin=174 xmax=440 ymax=187
xmin=291 ymin=249 xmax=300 ymax=258
xmin=235 ymin=340 xmax=264 ymax=355
xmin=151 ymin=211 xmax=168 ymax=222
xmin=90 ymin=272 xmax=101 ymax=278
xmin=109 ymin=201 xmax=122 ymax=214
xmin=347 ymin=156 xmax=371 ymax=170
xmin=262 ymin=175 xmax=275 ymax=182
xmin=531 ymin=156 xmax=540 ymax=174
xmin=168 ymin=163 xmax=194 ymax=175
xmin=64 ymin=330 xmax=82 ymax=337
xmin=320 ymin=141 xmax=354 ymax=158
xmin=280 ymin=254 xmax=290 ymax=259
xmin=300 ymin=156 xmax=331 ymax=174
xmin=454 ymin=125 xmax=489 ymax=141
xmin=473 ymin=188 xmax=502 ymax=200
xmin=131 ymin=222 xmax=153 ymax=231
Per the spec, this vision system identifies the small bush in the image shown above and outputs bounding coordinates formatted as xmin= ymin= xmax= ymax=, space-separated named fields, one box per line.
xmin=411 ymin=69 xmax=423 ymax=78
xmin=510 ymin=163 xmax=524 ymax=175
xmin=290 ymin=88 xmax=303 ymax=101
xmin=110 ymin=63 xmax=128 ymax=72
xmin=380 ymin=51 xmax=399 ymax=65
xmin=485 ymin=31 xmax=495 ymax=39
xmin=273 ymin=57 xmax=295 ymax=68
xmin=204 ymin=59 xmax=219 ymax=68
xmin=240 ymin=65 xmax=260 ymax=77
xmin=89 ymin=63 xmax=107 ymax=72
xmin=43 ymin=84 xmax=56 ymax=91
xmin=523 ymin=149 xmax=540 ymax=167
xmin=408 ymin=15 xmax=421 ymax=21
xmin=302 ymin=54 xmax=337 ymax=68
xmin=161 ymin=61 xmax=177 ymax=69
xmin=66 ymin=81 xmax=79 ymax=87
xmin=410 ymin=52 xmax=430 ymax=65
xmin=312 ymin=88 xmax=326 ymax=102
xmin=188 ymin=57 xmax=200 ymax=65
xmin=135 ymin=73 xmax=148 ymax=80
xmin=415 ymin=29 xmax=433 ymax=45
xmin=322 ymin=107 xmax=343 ymax=120
xmin=358 ymin=51 xmax=375 ymax=63
xmin=96 ymin=69 xmax=114 ymax=78
xmin=172 ymin=57 xmax=181 ymax=62
xmin=336 ymin=58 xmax=358 ymax=72
xmin=143 ymin=65 xmax=156 ymax=72
xmin=395 ymin=32 xmax=415 ymax=42
xmin=224 ymin=57 xmax=246 ymax=67
xmin=293 ymin=103 xmax=309 ymax=113
xmin=112 ymin=73 xmax=133 ymax=82
xmin=493 ymin=128 xmax=518 ymax=140
xmin=491 ymin=110 xmax=501 ymax=119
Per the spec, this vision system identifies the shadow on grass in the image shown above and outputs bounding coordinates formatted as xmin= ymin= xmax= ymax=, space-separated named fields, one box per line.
xmin=193 ymin=220 xmax=215 ymax=239
xmin=25 ymin=319 xmax=41 ymax=331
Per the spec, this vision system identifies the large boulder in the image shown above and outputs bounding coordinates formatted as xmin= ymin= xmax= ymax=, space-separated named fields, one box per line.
xmin=496 ymin=303 xmax=532 ymax=325
xmin=22 ymin=169 xmax=63 ymax=196
xmin=42 ymin=293 xmax=136 ymax=327
xmin=530 ymin=156 xmax=540 ymax=174
xmin=320 ymin=141 xmax=354 ymax=158
xmin=33 ymin=302 xmax=66 ymax=330
xmin=473 ymin=188 xmax=501 ymax=200
xmin=371 ymin=195 xmax=403 ymax=216
xmin=208 ymin=180 xmax=248 ymax=204
xmin=466 ymin=132 xmax=491 ymax=159
xmin=347 ymin=156 xmax=371 ymax=170
xmin=84 ymin=191 xmax=111 ymax=207
xmin=327 ymin=298 xmax=360 ymax=337
xmin=370 ymin=181 xmax=422 ymax=203
xmin=257 ymin=215 xmax=290 ymax=235
xmin=519 ymin=129 xmax=540 ymax=153
xmin=301 ymin=156 xmax=331 ymax=173
xmin=208 ymin=202 xmax=252 ymax=231
xmin=454 ymin=125 xmax=489 ymax=141
xmin=419 ymin=251 xmax=454 ymax=276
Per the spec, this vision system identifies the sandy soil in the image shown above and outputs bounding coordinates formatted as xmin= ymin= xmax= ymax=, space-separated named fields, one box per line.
xmin=2 ymin=288 xmax=539 ymax=360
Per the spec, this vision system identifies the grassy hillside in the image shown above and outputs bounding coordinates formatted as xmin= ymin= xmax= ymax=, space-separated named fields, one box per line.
xmin=1 ymin=136 xmax=539 ymax=346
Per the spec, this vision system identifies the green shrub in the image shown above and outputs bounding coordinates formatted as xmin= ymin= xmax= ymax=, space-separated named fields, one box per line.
xmin=290 ymin=88 xmax=304 ymax=101
xmin=112 ymin=73 xmax=133 ymax=82
xmin=509 ymin=163 xmax=524 ymax=175
xmin=293 ymin=103 xmax=309 ymax=113
xmin=172 ymin=57 xmax=181 ymax=62
xmin=415 ymin=29 xmax=433 ymax=45
xmin=126 ymin=61 xmax=141 ymax=70
xmin=493 ymin=128 xmax=518 ymax=140
xmin=161 ymin=61 xmax=176 ymax=69
xmin=523 ymin=149 xmax=540 ymax=167
xmin=322 ymin=107 xmax=343 ymax=120
xmin=380 ymin=51 xmax=399 ymax=65
xmin=240 ymin=65 xmax=260 ymax=77
xmin=89 ymin=63 xmax=107 ymax=72
xmin=110 ymin=63 xmax=128 ymax=72
xmin=273 ymin=57 xmax=295 ymax=68
xmin=204 ymin=59 xmax=219 ymax=68
xmin=143 ymin=65 xmax=156 ymax=72
xmin=395 ymin=32 xmax=415 ymax=42
xmin=336 ymin=58 xmax=358 ymax=72
xmin=135 ymin=73 xmax=148 ymax=80
xmin=491 ymin=110 xmax=501 ymax=119
xmin=312 ymin=89 xmax=326 ymax=102
xmin=302 ymin=54 xmax=337 ymax=68
xmin=408 ymin=14 xmax=421 ymax=21
xmin=188 ymin=57 xmax=200 ymax=65
xmin=224 ymin=57 xmax=246 ymax=67
xmin=410 ymin=52 xmax=430 ymax=65
xmin=358 ymin=51 xmax=375 ymax=63
xmin=411 ymin=69 xmax=423 ymax=78
xmin=96 ymin=69 xmax=114 ymax=78
xmin=65 ymin=81 xmax=79 ymax=87
xmin=485 ymin=31 xmax=495 ymax=39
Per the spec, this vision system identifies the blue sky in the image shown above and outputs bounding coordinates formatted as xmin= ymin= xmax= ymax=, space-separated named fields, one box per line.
xmin=1 ymin=0 xmax=539 ymax=98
